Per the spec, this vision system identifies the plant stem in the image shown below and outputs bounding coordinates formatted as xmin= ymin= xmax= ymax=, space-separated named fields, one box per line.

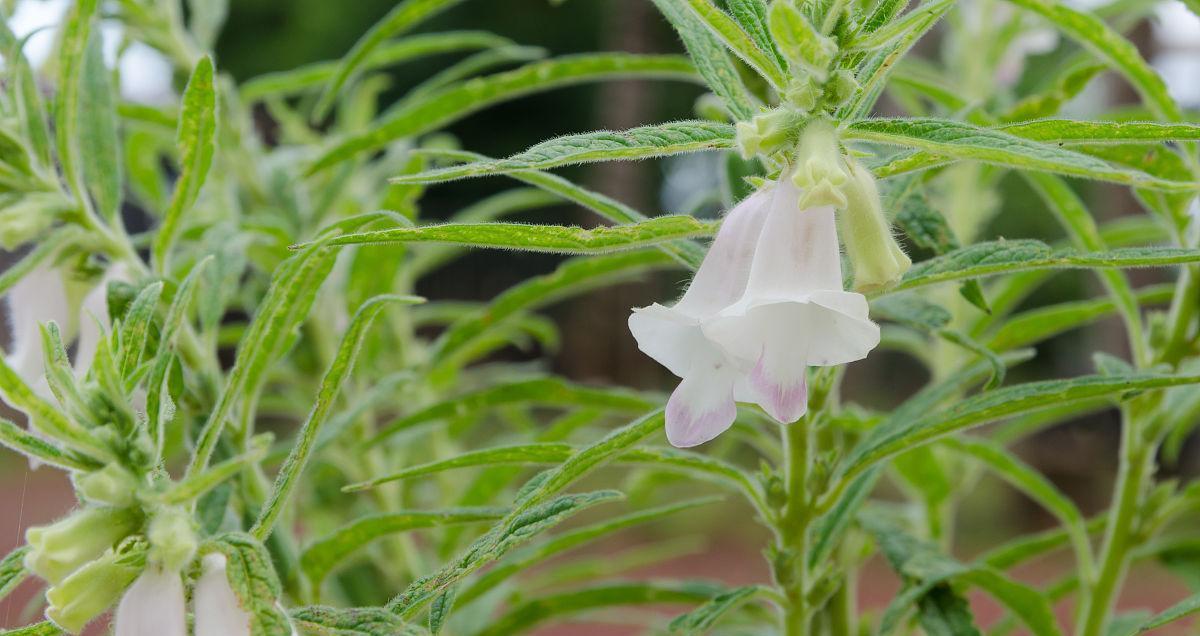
xmin=780 ymin=417 xmax=815 ymax=636
xmin=1077 ymin=405 xmax=1152 ymax=636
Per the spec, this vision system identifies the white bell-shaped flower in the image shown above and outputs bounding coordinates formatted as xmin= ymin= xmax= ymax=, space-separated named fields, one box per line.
xmin=194 ymin=553 xmax=254 ymax=636
xmin=114 ymin=567 xmax=187 ymax=636
xmin=629 ymin=178 xmax=879 ymax=447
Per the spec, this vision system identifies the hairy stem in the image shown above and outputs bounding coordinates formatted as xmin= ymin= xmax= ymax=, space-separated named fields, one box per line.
xmin=780 ymin=417 xmax=815 ymax=636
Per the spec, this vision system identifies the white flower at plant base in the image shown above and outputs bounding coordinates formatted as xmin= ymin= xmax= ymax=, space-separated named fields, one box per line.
xmin=628 ymin=178 xmax=880 ymax=447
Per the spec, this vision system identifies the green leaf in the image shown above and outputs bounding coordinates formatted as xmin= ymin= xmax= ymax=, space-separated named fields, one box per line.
xmin=844 ymin=118 xmax=1193 ymax=190
xmin=669 ymin=585 xmax=763 ymax=634
xmin=313 ymin=0 xmax=471 ymax=118
xmin=676 ymin=0 xmax=786 ymax=88
xmin=392 ymin=121 xmax=735 ymax=184
xmin=251 ymin=295 xmax=420 ymax=541
xmin=209 ymin=533 xmax=291 ymax=636
xmin=768 ymin=0 xmax=833 ymax=75
xmin=726 ymin=0 xmax=785 ymax=71
xmin=79 ymin=31 xmax=122 ymax=222
xmin=893 ymin=240 xmax=1200 ymax=291
xmin=324 ymin=216 xmax=718 ymax=255
xmin=387 ymin=490 xmax=624 ymax=617
xmin=1002 ymin=64 xmax=1105 ymax=122
xmin=54 ymin=0 xmax=99 ymax=197
xmin=0 ymin=622 xmax=65 ymax=636
xmin=307 ymin=54 xmax=699 ymax=174
xmin=998 ymin=120 xmax=1200 ymax=144
xmin=649 ymin=0 xmax=755 ymax=120
xmin=0 ymin=545 xmax=29 ymax=603
xmin=242 ymin=31 xmax=514 ymax=101
xmin=914 ymin=586 xmax=982 ymax=636
xmin=475 ymin=580 xmax=723 ymax=636
xmin=839 ymin=0 xmax=954 ymax=120
xmin=415 ymin=148 xmax=707 ymax=268
xmin=0 ymin=417 xmax=102 ymax=472
xmin=1006 ymin=0 xmax=1182 ymax=121
xmin=152 ymin=56 xmax=218 ymax=271
xmin=834 ymin=373 xmax=1200 ymax=491
xmin=0 ymin=353 xmax=110 ymax=462
xmin=1126 ymin=593 xmax=1200 ymax=633
xmin=0 ymin=20 xmax=52 ymax=167
xmin=300 ymin=508 xmax=507 ymax=588
xmin=117 ymin=281 xmax=164 ymax=380
xmin=861 ymin=511 xmax=1061 ymax=636
xmin=289 ymin=606 xmax=421 ymax=636
xmin=988 ymin=284 xmax=1173 ymax=351
xmin=366 ymin=378 xmax=654 ymax=445
xmin=510 ymin=410 xmax=663 ymax=514
xmin=457 ymin=497 xmax=719 ymax=607
xmin=145 ymin=256 xmax=210 ymax=455
xmin=160 ymin=442 xmax=268 ymax=504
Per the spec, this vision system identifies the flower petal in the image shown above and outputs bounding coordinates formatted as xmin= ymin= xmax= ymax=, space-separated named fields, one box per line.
xmin=665 ymin=358 xmax=738 ymax=448
xmin=672 ymin=187 xmax=774 ymax=316
xmin=3 ymin=264 xmax=70 ymax=397
xmin=741 ymin=182 xmax=843 ymax=299
xmin=194 ymin=553 xmax=253 ymax=636
xmin=114 ymin=568 xmax=186 ymax=636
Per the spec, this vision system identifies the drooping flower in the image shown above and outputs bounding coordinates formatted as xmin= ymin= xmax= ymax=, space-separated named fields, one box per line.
xmin=113 ymin=567 xmax=187 ymax=636
xmin=629 ymin=177 xmax=880 ymax=447
xmin=194 ymin=553 xmax=255 ymax=636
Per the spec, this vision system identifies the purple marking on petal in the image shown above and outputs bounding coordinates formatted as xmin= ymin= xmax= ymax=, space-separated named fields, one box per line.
xmin=750 ymin=351 xmax=808 ymax=423
xmin=665 ymin=384 xmax=737 ymax=448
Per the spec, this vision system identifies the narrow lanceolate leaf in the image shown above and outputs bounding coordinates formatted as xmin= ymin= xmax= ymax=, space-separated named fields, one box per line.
xmin=324 ymin=216 xmax=718 ymax=254
xmin=726 ymin=0 xmax=784 ymax=71
xmin=79 ymin=32 xmax=122 ymax=222
xmin=669 ymin=585 xmax=763 ymax=634
xmin=475 ymin=581 xmax=723 ymax=636
xmin=649 ymin=0 xmax=755 ymax=119
xmin=1006 ymin=0 xmax=1182 ymax=121
xmin=843 ymin=119 xmax=1193 ymax=191
xmin=861 ymin=511 xmax=1061 ymax=636
xmin=251 ymin=295 xmax=420 ymax=541
xmin=392 ymin=121 xmax=736 ymax=184
xmin=998 ymin=120 xmax=1200 ymax=144
xmin=146 ymin=257 xmax=211 ymax=455
xmin=893 ymin=240 xmax=1200 ymax=291
xmin=300 ymin=508 xmax=507 ymax=587
xmin=676 ymin=0 xmax=786 ymax=88
xmin=415 ymin=148 xmax=707 ymax=268
xmin=307 ymin=54 xmax=699 ymax=174
xmin=0 ymin=545 xmax=30 ymax=602
xmin=290 ymin=606 xmax=419 ymax=636
xmin=118 ymin=282 xmax=164 ymax=379
xmin=988 ymin=285 xmax=1174 ymax=351
xmin=457 ymin=498 xmax=720 ymax=607
xmin=153 ymin=56 xmax=218 ymax=271
xmin=242 ymin=31 xmax=513 ymax=101
xmin=366 ymin=378 xmax=655 ymax=445
xmin=210 ymin=533 xmax=291 ymax=636
xmin=1 ymin=621 xmax=64 ymax=635
xmin=54 ymin=0 xmax=100 ymax=197
xmin=0 ymin=357 xmax=110 ymax=462
xmin=388 ymin=490 xmax=624 ymax=617
xmin=1129 ymin=593 xmax=1200 ymax=633
xmin=0 ymin=418 xmax=102 ymax=471
xmin=834 ymin=373 xmax=1200 ymax=490
xmin=314 ymin=0 xmax=470 ymax=119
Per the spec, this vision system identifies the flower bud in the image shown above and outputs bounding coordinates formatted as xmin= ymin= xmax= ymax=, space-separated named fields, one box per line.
xmin=791 ymin=118 xmax=852 ymax=209
xmin=147 ymin=508 xmax=198 ymax=572
xmin=839 ymin=160 xmax=912 ymax=291
xmin=45 ymin=543 xmax=144 ymax=633
xmin=25 ymin=507 xmax=141 ymax=584
xmin=74 ymin=463 xmax=140 ymax=507
xmin=735 ymin=109 xmax=800 ymax=160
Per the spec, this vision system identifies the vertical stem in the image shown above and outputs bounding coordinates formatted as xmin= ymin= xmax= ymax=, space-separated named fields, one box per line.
xmin=780 ymin=418 xmax=815 ymax=636
xmin=1077 ymin=407 xmax=1152 ymax=636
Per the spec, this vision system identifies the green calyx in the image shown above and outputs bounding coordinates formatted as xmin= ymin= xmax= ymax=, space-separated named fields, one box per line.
xmin=24 ymin=506 xmax=141 ymax=585
xmin=45 ymin=539 xmax=146 ymax=633
xmin=838 ymin=160 xmax=912 ymax=291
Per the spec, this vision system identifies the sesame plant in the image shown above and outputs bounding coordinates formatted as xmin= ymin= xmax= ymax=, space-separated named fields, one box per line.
xmin=1 ymin=0 xmax=1200 ymax=634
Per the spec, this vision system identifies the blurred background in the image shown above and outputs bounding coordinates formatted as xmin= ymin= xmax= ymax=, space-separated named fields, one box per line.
xmin=2 ymin=0 xmax=1199 ymax=632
